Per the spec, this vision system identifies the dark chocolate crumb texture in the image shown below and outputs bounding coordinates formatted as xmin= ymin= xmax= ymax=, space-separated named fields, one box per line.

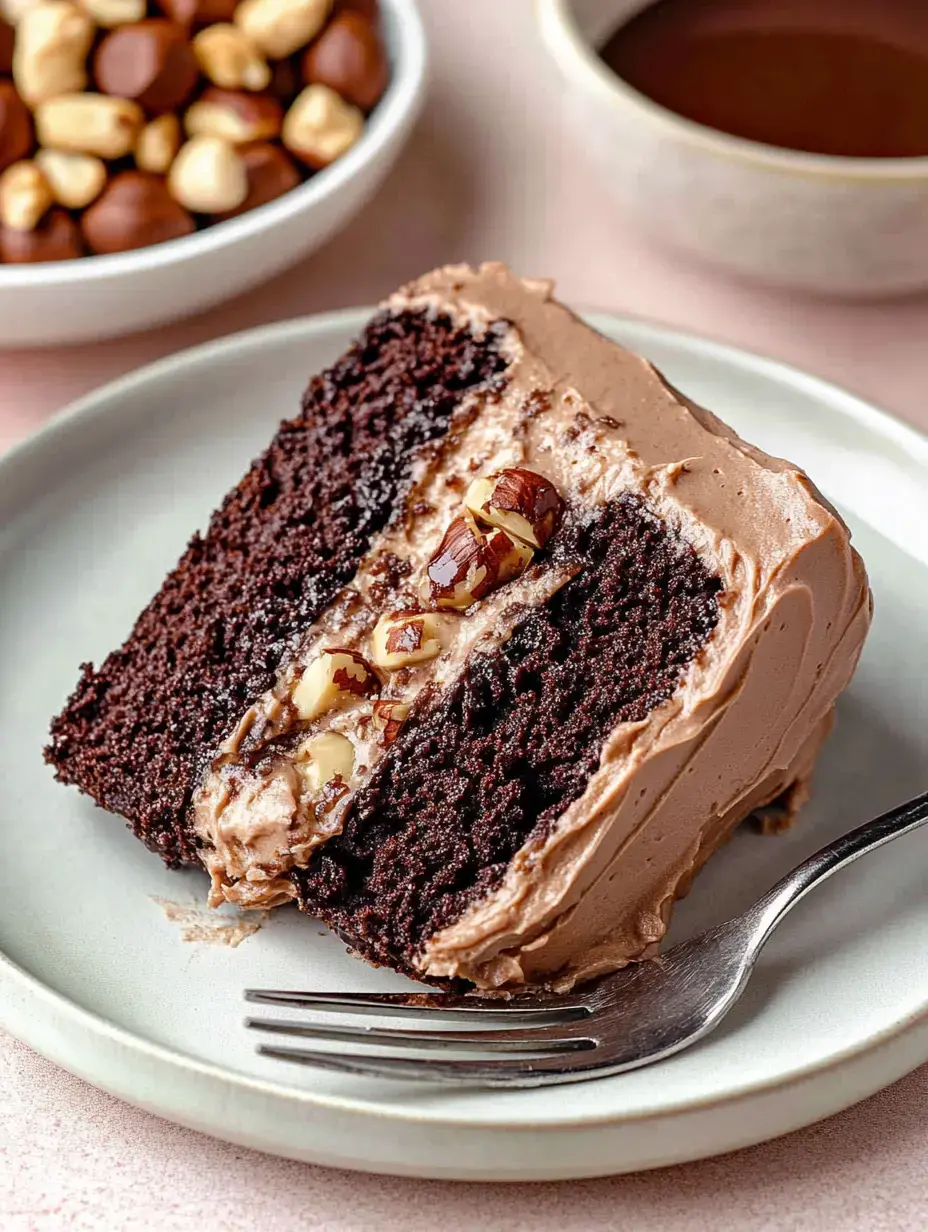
xmin=46 ymin=264 xmax=871 ymax=991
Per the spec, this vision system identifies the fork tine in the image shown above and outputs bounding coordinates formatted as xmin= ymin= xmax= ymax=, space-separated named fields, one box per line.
xmin=244 ymin=988 xmax=590 ymax=1022
xmin=256 ymin=1044 xmax=601 ymax=1087
xmin=245 ymin=1015 xmax=596 ymax=1053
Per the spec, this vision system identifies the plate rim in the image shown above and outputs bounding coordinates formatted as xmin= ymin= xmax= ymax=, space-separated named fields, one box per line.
xmin=3 ymin=307 xmax=928 ymax=1152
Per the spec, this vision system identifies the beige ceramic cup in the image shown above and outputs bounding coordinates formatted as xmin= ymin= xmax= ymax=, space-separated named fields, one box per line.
xmin=537 ymin=0 xmax=928 ymax=296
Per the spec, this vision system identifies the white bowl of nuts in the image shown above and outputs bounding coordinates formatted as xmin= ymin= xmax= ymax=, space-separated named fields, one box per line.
xmin=0 ymin=0 xmax=426 ymax=345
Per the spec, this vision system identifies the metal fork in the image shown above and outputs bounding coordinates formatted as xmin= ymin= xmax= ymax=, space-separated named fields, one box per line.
xmin=245 ymin=790 xmax=928 ymax=1087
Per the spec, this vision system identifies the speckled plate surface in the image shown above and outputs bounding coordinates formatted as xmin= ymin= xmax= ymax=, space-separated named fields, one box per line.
xmin=1 ymin=310 xmax=927 ymax=1180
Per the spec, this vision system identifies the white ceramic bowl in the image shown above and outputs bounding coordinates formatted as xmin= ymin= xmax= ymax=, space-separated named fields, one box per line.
xmin=0 ymin=0 xmax=427 ymax=347
xmin=538 ymin=0 xmax=928 ymax=296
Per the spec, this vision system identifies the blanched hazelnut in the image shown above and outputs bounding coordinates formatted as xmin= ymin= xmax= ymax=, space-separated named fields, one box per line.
xmin=464 ymin=468 xmax=564 ymax=549
xmin=185 ymin=87 xmax=282 ymax=144
xmin=35 ymin=147 xmax=106 ymax=208
xmin=35 ymin=93 xmax=144 ymax=159
xmin=281 ymin=82 xmax=362 ymax=169
xmin=167 ymin=134 xmax=247 ymax=212
xmin=77 ymin=0 xmax=145 ymax=27
xmin=94 ymin=20 xmax=200 ymax=114
xmin=213 ymin=140 xmax=299 ymax=219
xmin=371 ymin=611 xmax=451 ymax=672
xmin=424 ymin=512 xmax=533 ymax=610
xmin=234 ymin=0 xmax=331 ymax=60
xmin=301 ymin=9 xmax=387 ymax=112
xmin=371 ymin=699 xmax=409 ymax=745
xmin=0 ymin=158 xmax=51 ymax=229
xmin=192 ymin=22 xmax=269 ymax=91
xmin=0 ymin=81 xmax=33 ymax=174
xmin=291 ymin=648 xmax=376 ymax=722
xmin=13 ymin=0 xmax=94 ymax=106
xmin=0 ymin=205 xmax=82 ymax=259
xmin=296 ymin=730 xmax=355 ymax=791
xmin=81 ymin=169 xmax=195 ymax=253
xmin=135 ymin=112 xmax=181 ymax=173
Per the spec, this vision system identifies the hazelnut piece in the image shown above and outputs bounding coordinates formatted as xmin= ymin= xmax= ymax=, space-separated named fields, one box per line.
xmin=295 ymin=730 xmax=355 ymax=792
xmin=234 ymin=0 xmax=331 ymax=60
xmin=13 ymin=1 xmax=95 ymax=106
xmin=155 ymin=0 xmax=237 ymax=28
xmin=81 ymin=169 xmax=195 ymax=253
xmin=35 ymin=148 xmax=107 ymax=209
xmin=167 ymin=133 xmax=247 ymax=212
xmin=291 ymin=648 xmax=376 ymax=723
xmin=0 ymin=205 xmax=82 ymax=260
xmin=135 ymin=112 xmax=182 ymax=173
xmin=371 ymin=611 xmax=451 ymax=672
xmin=185 ymin=87 xmax=282 ymax=144
xmin=371 ymin=699 xmax=409 ymax=745
xmin=0 ymin=81 xmax=33 ymax=175
xmin=192 ymin=22 xmax=269 ymax=91
xmin=0 ymin=159 xmax=52 ymax=230
xmin=35 ymin=93 xmax=144 ymax=159
xmin=0 ymin=16 xmax=14 ymax=75
xmin=301 ymin=10 xmax=387 ymax=112
xmin=94 ymin=20 xmax=199 ymax=114
xmin=424 ymin=512 xmax=533 ymax=611
xmin=282 ymin=82 xmax=363 ymax=169
xmin=213 ymin=140 xmax=299 ymax=219
xmin=464 ymin=468 xmax=564 ymax=549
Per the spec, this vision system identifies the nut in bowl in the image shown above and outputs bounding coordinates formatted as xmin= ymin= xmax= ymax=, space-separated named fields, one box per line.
xmin=0 ymin=0 xmax=425 ymax=344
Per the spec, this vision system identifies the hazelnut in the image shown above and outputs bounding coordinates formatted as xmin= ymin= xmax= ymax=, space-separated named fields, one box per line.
xmin=135 ymin=111 xmax=181 ymax=173
xmin=155 ymin=0 xmax=237 ymax=28
xmin=0 ymin=158 xmax=52 ymax=229
xmin=291 ymin=648 xmax=376 ymax=723
xmin=295 ymin=730 xmax=355 ymax=792
xmin=464 ymin=468 xmax=564 ymax=549
xmin=13 ymin=1 xmax=94 ymax=106
xmin=185 ymin=87 xmax=282 ymax=144
xmin=0 ymin=81 xmax=33 ymax=174
xmin=371 ymin=699 xmax=409 ymax=745
xmin=0 ymin=0 xmax=39 ymax=21
xmin=0 ymin=16 xmax=14 ymax=75
xmin=81 ymin=169 xmax=195 ymax=253
xmin=192 ymin=22 xmax=269 ymax=91
xmin=301 ymin=10 xmax=387 ymax=112
xmin=35 ymin=93 xmax=144 ymax=159
xmin=77 ymin=0 xmax=145 ymax=27
xmin=212 ymin=140 xmax=299 ymax=219
xmin=94 ymin=20 xmax=199 ymax=114
xmin=0 ymin=205 xmax=82 ymax=260
xmin=167 ymin=133 xmax=247 ymax=212
xmin=35 ymin=147 xmax=106 ymax=208
xmin=234 ymin=0 xmax=331 ymax=61
xmin=424 ymin=512 xmax=533 ymax=611
xmin=371 ymin=611 xmax=451 ymax=672
xmin=281 ymin=82 xmax=362 ymax=169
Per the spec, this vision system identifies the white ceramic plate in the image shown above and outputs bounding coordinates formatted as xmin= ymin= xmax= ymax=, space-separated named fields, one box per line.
xmin=2 ymin=311 xmax=928 ymax=1181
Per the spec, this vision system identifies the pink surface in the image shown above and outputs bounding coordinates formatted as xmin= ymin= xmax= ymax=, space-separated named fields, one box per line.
xmin=2 ymin=2 xmax=927 ymax=1226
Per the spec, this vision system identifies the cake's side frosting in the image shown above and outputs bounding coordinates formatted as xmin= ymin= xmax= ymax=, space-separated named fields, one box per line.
xmin=187 ymin=263 xmax=870 ymax=990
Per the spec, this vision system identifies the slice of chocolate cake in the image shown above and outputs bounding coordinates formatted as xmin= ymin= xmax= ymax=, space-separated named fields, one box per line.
xmin=46 ymin=264 xmax=872 ymax=991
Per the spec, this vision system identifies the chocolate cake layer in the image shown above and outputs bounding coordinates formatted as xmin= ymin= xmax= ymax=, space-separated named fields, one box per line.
xmin=294 ymin=495 xmax=722 ymax=972
xmin=45 ymin=311 xmax=512 ymax=865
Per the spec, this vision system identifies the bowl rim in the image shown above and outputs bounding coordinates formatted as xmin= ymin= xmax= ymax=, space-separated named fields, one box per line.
xmin=0 ymin=0 xmax=428 ymax=288
xmin=536 ymin=0 xmax=928 ymax=182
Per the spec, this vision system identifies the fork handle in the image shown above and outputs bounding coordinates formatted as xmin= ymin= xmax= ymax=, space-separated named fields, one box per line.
xmin=747 ymin=789 xmax=928 ymax=948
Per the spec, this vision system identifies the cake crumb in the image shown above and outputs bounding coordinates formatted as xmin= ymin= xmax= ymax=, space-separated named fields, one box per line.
xmin=152 ymin=897 xmax=268 ymax=947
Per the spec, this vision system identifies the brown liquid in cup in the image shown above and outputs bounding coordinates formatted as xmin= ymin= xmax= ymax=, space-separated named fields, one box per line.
xmin=599 ymin=0 xmax=928 ymax=158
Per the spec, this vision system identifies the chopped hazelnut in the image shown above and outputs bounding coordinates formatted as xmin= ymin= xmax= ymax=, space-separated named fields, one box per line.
xmin=292 ymin=647 xmax=376 ymax=722
xmin=464 ymin=468 xmax=564 ymax=549
xmin=424 ymin=511 xmax=532 ymax=610
xmin=371 ymin=611 xmax=450 ymax=672
xmin=371 ymin=699 xmax=409 ymax=745
xmin=296 ymin=730 xmax=355 ymax=791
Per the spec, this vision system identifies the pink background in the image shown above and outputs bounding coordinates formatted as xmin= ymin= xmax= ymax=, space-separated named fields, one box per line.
xmin=2 ymin=2 xmax=928 ymax=1227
